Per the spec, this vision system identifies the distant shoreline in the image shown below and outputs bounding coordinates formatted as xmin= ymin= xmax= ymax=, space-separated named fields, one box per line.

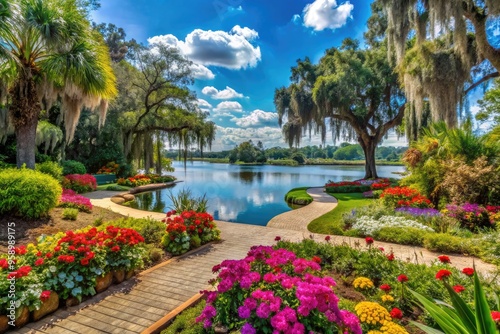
xmin=180 ymin=158 xmax=405 ymax=167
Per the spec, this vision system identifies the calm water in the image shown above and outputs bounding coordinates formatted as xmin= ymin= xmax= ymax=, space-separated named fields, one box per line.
xmin=129 ymin=161 xmax=405 ymax=226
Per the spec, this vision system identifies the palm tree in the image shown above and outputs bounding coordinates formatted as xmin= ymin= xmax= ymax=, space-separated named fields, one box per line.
xmin=0 ymin=0 xmax=116 ymax=168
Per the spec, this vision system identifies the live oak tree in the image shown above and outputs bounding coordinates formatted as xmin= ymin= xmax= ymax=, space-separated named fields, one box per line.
xmin=274 ymin=39 xmax=405 ymax=179
xmin=0 ymin=0 xmax=116 ymax=168
xmin=380 ymin=0 xmax=500 ymax=134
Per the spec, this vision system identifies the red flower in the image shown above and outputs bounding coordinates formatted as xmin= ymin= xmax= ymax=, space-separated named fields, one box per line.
xmin=436 ymin=269 xmax=452 ymax=280
xmin=312 ymin=256 xmax=321 ymax=264
xmin=35 ymin=258 xmax=44 ymax=266
xmin=54 ymin=246 xmax=61 ymax=252
xmin=492 ymin=311 xmax=500 ymax=323
xmin=325 ymin=235 xmax=331 ymax=242
xmin=275 ymin=236 xmax=281 ymax=241
xmin=397 ymin=274 xmax=408 ymax=283
xmin=438 ymin=255 xmax=451 ymax=264
xmin=386 ymin=252 xmax=395 ymax=261
xmin=365 ymin=237 xmax=374 ymax=245
xmin=390 ymin=307 xmax=403 ymax=319
xmin=378 ymin=247 xmax=385 ymax=252
xmin=462 ymin=267 xmax=474 ymax=276
xmin=14 ymin=246 xmax=27 ymax=255
xmin=380 ymin=284 xmax=391 ymax=292
xmin=80 ymin=258 xmax=89 ymax=266
xmin=40 ymin=290 xmax=51 ymax=302
xmin=45 ymin=252 xmax=53 ymax=259
xmin=0 ymin=259 xmax=8 ymax=270
xmin=453 ymin=285 xmax=465 ymax=293
xmin=111 ymin=246 xmax=120 ymax=252
xmin=7 ymin=266 xmax=32 ymax=279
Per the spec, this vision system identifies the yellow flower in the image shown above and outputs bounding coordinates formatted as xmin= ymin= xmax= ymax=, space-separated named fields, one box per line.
xmin=379 ymin=320 xmax=409 ymax=334
xmin=355 ymin=302 xmax=392 ymax=326
xmin=353 ymin=276 xmax=374 ymax=290
xmin=381 ymin=294 xmax=395 ymax=303
xmin=367 ymin=331 xmax=383 ymax=334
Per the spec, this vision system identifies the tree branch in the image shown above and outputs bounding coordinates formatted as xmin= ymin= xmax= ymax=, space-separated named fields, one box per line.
xmin=133 ymin=125 xmax=191 ymax=136
xmin=464 ymin=72 xmax=499 ymax=95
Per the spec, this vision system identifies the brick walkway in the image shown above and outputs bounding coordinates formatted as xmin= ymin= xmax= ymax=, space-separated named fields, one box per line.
xmin=12 ymin=191 xmax=498 ymax=333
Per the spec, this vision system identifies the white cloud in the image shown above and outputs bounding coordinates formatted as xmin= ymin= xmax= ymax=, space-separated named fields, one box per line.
xmin=197 ymin=99 xmax=212 ymax=110
xmin=190 ymin=63 xmax=215 ymax=80
xmin=231 ymin=25 xmax=259 ymax=40
xmin=215 ymin=126 xmax=283 ymax=149
xmin=202 ymin=86 xmax=245 ymax=99
xmin=302 ymin=0 xmax=354 ymax=31
xmin=148 ymin=26 xmax=261 ymax=70
xmin=213 ymin=101 xmax=243 ymax=114
xmin=231 ymin=109 xmax=278 ymax=128
xmin=292 ymin=14 xmax=302 ymax=24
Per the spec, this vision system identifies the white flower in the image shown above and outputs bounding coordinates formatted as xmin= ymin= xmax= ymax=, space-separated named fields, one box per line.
xmin=352 ymin=215 xmax=434 ymax=235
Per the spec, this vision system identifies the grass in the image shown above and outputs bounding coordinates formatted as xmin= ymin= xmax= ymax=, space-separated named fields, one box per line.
xmin=161 ymin=300 xmax=206 ymax=334
xmin=285 ymin=187 xmax=313 ymax=205
xmin=307 ymin=193 xmax=373 ymax=235
xmin=96 ymin=183 xmax=131 ymax=191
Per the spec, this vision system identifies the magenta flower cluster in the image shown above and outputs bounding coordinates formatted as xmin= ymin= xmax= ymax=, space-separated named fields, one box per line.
xmin=445 ymin=202 xmax=493 ymax=231
xmin=197 ymin=246 xmax=362 ymax=333
xmin=59 ymin=189 xmax=93 ymax=213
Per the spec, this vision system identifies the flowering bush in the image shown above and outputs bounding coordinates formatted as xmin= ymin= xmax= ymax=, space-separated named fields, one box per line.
xmin=161 ymin=211 xmax=220 ymax=255
xmin=96 ymin=161 xmax=119 ymax=175
xmin=444 ymin=203 xmax=494 ymax=231
xmin=380 ymin=186 xmax=432 ymax=209
xmin=353 ymin=301 xmax=407 ymax=334
xmin=395 ymin=207 xmax=441 ymax=217
xmin=99 ymin=226 xmax=146 ymax=271
xmin=62 ymin=174 xmax=97 ymax=193
xmin=58 ymin=189 xmax=93 ymax=213
xmin=352 ymin=215 xmax=434 ymax=235
xmin=117 ymin=174 xmax=151 ymax=187
xmin=325 ymin=180 xmax=371 ymax=194
xmin=197 ymin=246 xmax=362 ymax=333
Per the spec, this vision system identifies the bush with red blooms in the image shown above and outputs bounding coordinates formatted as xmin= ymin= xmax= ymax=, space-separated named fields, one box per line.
xmin=62 ymin=174 xmax=97 ymax=193
xmin=161 ymin=210 xmax=221 ymax=255
xmin=325 ymin=180 xmax=371 ymax=194
xmin=380 ymin=186 xmax=432 ymax=209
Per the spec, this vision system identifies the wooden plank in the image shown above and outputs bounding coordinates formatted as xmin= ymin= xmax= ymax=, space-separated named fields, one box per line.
xmin=109 ymin=295 xmax=170 ymax=316
xmin=48 ymin=319 xmax=104 ymax=334
xmin=98 ymin=300 xmax=161 ymax=322
xmin=131 ymin=285 xmax=196 ymax=301
xmin=136 ymin=277 xmax=205 ymax=295
xmin=90 ymin=304 xmax=154 ymax=327
xmin=75 ymin=309 xmax=144 ymax=333
xmin=119 ymin=291 xmax=179 ymax=310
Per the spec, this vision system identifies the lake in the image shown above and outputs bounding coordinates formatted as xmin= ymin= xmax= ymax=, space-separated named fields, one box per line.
xmin=128 ymin=161 xmax=405 ymax=226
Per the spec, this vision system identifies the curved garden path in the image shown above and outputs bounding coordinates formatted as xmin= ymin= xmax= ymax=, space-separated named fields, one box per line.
xmin=16 ymin=190 xmax=498 ymax=334
xmin=267 ymin=187 xmax=337 ymax=231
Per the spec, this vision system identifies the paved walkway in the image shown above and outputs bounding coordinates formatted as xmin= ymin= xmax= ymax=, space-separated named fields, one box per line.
xmin=267 ymin=187 xmax=337 ymax=231
xmin=13 ymin=190 xmax=498 ymax=333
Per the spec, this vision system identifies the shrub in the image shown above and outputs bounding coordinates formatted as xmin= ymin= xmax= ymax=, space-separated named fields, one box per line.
xmin=62 ymin=174 xmax=97 ymax=193
xmin=61 ymin=160 xmax=87 ymax=175
xmin=423 ymin=233 xmax=481 ymax=256
xmin=117 ymin=174 xmax=151 ymax=187
xmin=105 ymin=184 xmax=130 ymax=191
xmin=352 ymin=215 xmax=434 ymax=236
xmin=373 ymin=227 xmax=429 ymax=246
xmin=35 ymin=161 xmax=63 ymax=180
xmin=0 ymin=168 xmax=62 ymax=219
xmin=325 ymin=181 xmax=371 ymax=193
xmin=58 ymin=189 xmax=93 ymax=213
xmin=62 ymin=208 xmax=79 ymax=220
xmin=380 ymin=186 xmax=432 ymax=208
xmin=168 ymin=189 xmax=208 ymax=213
xmin=103 ymin=217 xmax=166 ymax=245
xmin=96 ymin=161 xmax=120 ymax=174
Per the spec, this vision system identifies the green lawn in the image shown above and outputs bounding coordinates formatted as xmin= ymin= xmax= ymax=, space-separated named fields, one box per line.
xmin=96 ymin=183 xmax=131 ymax=191
xmin=285 ymin=187 xmax=313 ymax=205
xmin=307 ymin=193 xmax=372 ymax=235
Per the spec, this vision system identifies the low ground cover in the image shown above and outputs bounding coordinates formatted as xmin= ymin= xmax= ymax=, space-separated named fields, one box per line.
xmin=163 ymin=238 xmax=500 ymax=334
xmin=284 ymin=187 xmax=313 ymax=206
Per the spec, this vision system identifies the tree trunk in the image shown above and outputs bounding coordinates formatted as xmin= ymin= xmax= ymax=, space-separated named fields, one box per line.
xmin=155 ymin=132 xmax=162 ymax=175
xmin=10 ymin=72 xmax=41 ymax=169
xmin=359 ymin=138 xmax=378 ymax=179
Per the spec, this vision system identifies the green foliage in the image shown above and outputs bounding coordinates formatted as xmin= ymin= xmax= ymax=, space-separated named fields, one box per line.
xmin=0 ymin=168 xmax=62 ymax=219
xmin=161 ymin=300 xmax=206 ymax=334
xmin=168 ymin=189 xmax=208 ymax=213
xmin=285 ymin=187 xmax=313 ymax=205
xmin=229 ymin=140 xmax=267 ymax=164
xmin=325 ymin=185 xmax=371 ymax=193
xmin=267 ymin=159 xmax=299 ymax=166
xmin=308 ymin=193 xmax=373 ymax=235
xmin=102 ymin=217 xmax=166 ymax=245
xmin=291 ymin=152 xmax=306 ymax=164
xmin=373 ymin=227 xmax=429 ymax=246
xmin=62 ymin=208 xmax=79 ymax=220
xmin=105 ymin=184 xmax=130 ymax=191
xmin=35 ymin=161 xmax=63 ymax=180
xmin=423 ymin=233 xmax=481 ymax=256
xmin=62 ymin=160 xmax=87 ymax=175
xmin=333 ymin=144 xmax=364 ymax=161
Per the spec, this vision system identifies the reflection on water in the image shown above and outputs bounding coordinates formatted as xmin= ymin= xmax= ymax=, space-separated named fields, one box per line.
xmin=128 ymin=161 xmax=405 ymax=226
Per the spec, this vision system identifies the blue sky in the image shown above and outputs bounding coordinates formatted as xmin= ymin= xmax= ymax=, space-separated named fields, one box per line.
xmin=92 ymin=0 xmax=407 ymax=150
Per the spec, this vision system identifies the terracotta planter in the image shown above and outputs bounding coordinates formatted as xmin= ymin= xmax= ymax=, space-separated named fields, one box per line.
xmin=112 ymin=269 xmax=126 ymax=284
xmin=65 ymin=297 xmax=80 ymax=307
xmin=14 ymin=306 xmax=29 ymax=328
xmin=0 ymin=315 xmax=9 ymax=334
xmin=32 ymin=292 xmax=59 ymax=321
xmin=95 ymin=272 xmax=113 ymax=293
xmin=125 ymin=269 xmax=135 ymax=280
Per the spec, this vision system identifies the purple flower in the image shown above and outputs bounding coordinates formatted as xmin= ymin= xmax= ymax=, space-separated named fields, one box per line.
xmin=396 ymin=207 xmax=441 ymax=217
xmin=340 ymin=310 xmax=362 ymax=334
xmin=256 ymin=302 xmax=271 ymax=319
xmin=238 ymin=305 xmax=251 ymax=319
xmin=241 ymin=323 xmax=256 ymax=334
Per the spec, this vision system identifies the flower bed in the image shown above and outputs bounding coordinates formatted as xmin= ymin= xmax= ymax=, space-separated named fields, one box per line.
xmin=325 ymin=181 xmax=371 ymax=194
xmin=444 ymin=203 xmax=496 ymax=231
xmin=117 ymin=174 xmax=176 ymax=188
xmin=380 ymin=186 xmax=432 ymax=208
xmin=161 ymin=210 xmax=220 ymax=255
xmin=352 ymin=215 xmax=435 ymax=235
xmin=62 ymin=174 xmax=97 ymax=193
xmin=58 ymin=189 xmax=93 ymax=213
